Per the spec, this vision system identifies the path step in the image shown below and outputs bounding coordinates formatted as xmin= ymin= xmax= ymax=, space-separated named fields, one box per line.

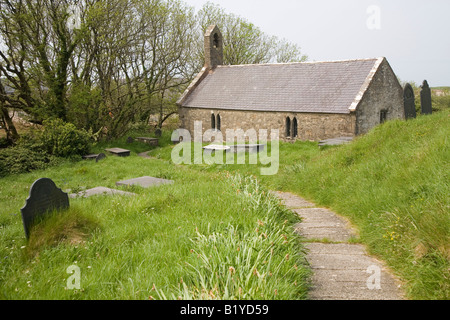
xmin=274 ymin=191 xmax=405 ymax=300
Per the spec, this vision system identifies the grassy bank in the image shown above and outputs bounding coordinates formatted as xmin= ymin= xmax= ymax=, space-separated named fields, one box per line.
xmin=150 ymin=109 xmax=449 ymax=300
xmin=287 ymin=110 xmax=449 ymax=299
xmin=0 ymin=143 xmax=309 ymax=299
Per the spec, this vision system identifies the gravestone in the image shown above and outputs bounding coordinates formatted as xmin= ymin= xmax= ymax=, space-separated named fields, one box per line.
xmin=105 ymin=148 xmax=131 ymax=157
xmin=83 ymin=153 xmax=106 ymax=162
xmin=116 ymin=176 xmax=174 ymax=188
xmin=318 ymin=137 xmax=353 ymax=147
xmin=69 ymin=187 xmax=136 ymax=198
xmin=231 ymin=144 xmax=266 ymax=153
xmin=127 ymin=137 xmax=134 ymax=144
xmin=420 ymin=80 xmax=433 ymax=115
xmin=20 ymin=178 xmax=69 ymax=239
xmin=135 ymin=137 xmax=159 ymax=146
xmin=403 ymin=83 xmax=416 ymax=119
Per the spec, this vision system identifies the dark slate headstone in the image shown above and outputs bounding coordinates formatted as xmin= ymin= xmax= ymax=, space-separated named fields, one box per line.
xmin=20 ymin=178 xmax=69 ymax=239
xmin=420 ymin=80 xmax=433 ymax=115
xmin=403 ymin=83 xmax=417 ymax=119
xmin=83 ymin=153 xmax=106 ymax=162
xmin=127 ymin=137 xmax=134 ymax=144
xmin=155 ymin=129 xmax=162 ymax=137
xmin=95 ymin=153 xmax=106 ymax=162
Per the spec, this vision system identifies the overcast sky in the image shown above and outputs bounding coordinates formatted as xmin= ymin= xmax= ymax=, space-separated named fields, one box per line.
xmin=184 ymin=0 xmax=450 ymax=87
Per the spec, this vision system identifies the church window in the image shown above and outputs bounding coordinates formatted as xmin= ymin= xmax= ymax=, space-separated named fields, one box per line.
xmin=216 ymin=114 xmax=221 ymax=131
xmin=293 ymin=117 xmax=298 ymax=138
xmin=380 ymin=110 xmax=388 ymax=124
xmin=286 ymin=117 xmax=291 ymax=137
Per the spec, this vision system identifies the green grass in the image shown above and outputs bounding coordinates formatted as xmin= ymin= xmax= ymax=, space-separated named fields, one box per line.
xmin=1 ymin=110 xmax=448 ymax=300
xmin=287 ymin=111 xmax=450 ymax=300
xmin=0 ymin=139 xmax=309 ymax=299
xmin=150 ymin=109 xmax=449 ymax=300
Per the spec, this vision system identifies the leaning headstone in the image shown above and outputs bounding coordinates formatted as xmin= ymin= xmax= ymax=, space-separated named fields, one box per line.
xmin=20 ymin=178 xmax=69 ymax=239
xmin=95 ymin=153 xmax=106 ymax=162
xmin=83 ymin=153 xmax=106 ymax=162
xmin=403 ymin=83 xmax=417 ymax=119
xmin=420 ymin=80 xmax=433 ymax=115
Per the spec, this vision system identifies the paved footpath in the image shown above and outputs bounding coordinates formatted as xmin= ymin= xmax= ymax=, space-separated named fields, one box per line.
xmin=273 ymin=191 xmax=406 ymax=300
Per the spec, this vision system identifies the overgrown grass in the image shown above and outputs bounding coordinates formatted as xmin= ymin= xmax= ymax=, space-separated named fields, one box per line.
xmin=149 ymin=110 xmax=449 ymax=300
xmin=0 ymin=144 xmax=309 ymax=299
xmin=287 ymin=111 xmax=449 ymax=299
xmin=2 ymin=109 xmax=448 ymax=300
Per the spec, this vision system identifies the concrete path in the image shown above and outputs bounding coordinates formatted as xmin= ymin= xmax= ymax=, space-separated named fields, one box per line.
xmin=273 ymin=191 xmax=406 ymax=300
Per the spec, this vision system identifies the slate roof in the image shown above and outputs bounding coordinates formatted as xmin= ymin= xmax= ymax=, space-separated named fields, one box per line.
xmin=179 ymin=58 xmax=384 ymax=114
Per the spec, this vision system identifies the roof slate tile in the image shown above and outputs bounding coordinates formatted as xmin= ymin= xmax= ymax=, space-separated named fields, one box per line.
xmin=181 ymin=58 xmax=381 ymax=114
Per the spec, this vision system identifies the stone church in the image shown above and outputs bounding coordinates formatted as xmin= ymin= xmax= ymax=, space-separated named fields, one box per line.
xmin=177 ymin=25 xmax=405 ymax=141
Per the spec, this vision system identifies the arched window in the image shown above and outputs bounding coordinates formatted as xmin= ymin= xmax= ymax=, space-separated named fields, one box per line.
xmin=293 ymin=117 xmax=298 ymax=138
xmin=211 ymin=113 xmax=215 ymax=130
xmin=285 ymin=117 xmax=291 ymax=137
xmin=216 ymin=114 xmax=221 ymax=131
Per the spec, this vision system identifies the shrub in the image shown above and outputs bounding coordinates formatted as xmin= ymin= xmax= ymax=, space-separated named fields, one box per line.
xmin=0 ymin=146 xmax=58 ymax=177
xmin=26 ymin=119 xmax=92 ymax=157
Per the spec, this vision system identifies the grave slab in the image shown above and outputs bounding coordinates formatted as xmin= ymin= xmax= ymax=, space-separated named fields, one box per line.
xmin=69 ymin=187 xmax=136 ymax=198
xmin=83 ymin=153 xmax=106 ymax=162
xmin=319 ymin=137 xmax=353 ymax=147
xmin=135 ymin=137 xmax=159 ymax=146
xmin=105 ymin=148 xmax=131 ymax=157
xmin=116 ymin=176 xmax=174 ymax=188
xmin=230 ymin=144 xmax=266 ymax=153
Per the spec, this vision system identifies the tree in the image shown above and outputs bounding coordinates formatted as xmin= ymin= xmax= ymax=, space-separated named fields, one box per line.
xmin=196 ymin=2 xmax=307 ymax=66
xmin=0 ymin=0 xmax=84 ymax=122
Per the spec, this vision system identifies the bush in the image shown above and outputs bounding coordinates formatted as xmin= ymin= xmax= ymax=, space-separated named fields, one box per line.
xmin=0 ymin=146 xmax=58 ymax=177
xmin=24 ymin=119 xmax=92 ymax=157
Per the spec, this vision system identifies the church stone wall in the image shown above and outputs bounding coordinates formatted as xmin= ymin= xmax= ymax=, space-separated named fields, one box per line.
xmin=355 ymin=59 xmax=404 ymax=135
xmin=179 ymin=107 xmax=356 ymax=142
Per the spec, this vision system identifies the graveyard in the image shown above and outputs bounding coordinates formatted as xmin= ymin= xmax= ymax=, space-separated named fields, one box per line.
xmin=0 ymin=108 xmax=448 ymax=300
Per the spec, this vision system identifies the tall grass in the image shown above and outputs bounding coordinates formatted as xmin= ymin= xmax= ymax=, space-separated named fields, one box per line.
xmin=0 ymin=149 xmax=310 ymax=299
xmin=154 ymin=175 xmax=309 ymax=300
xmin=147 ymin=110 xmax=449 ymax=299
xmin=280 ymin=111 xmax=450 ymax=299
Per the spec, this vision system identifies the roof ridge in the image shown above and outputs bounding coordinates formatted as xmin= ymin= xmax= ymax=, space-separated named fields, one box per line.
xmin=216 ymin=57 xmax=383 ymax=68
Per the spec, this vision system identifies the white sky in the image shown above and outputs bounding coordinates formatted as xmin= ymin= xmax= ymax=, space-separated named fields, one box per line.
xmin=184 ymin=0 xmax=450 ymax=86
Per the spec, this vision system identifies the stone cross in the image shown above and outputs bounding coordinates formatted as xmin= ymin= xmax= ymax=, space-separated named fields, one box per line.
xmin=20 ymin=178 xmax=69 ymax=239
xmin=420 ymin=80 xmax=433 ymax=115
xmin=403 ymin=83 xmax=416 ymax=119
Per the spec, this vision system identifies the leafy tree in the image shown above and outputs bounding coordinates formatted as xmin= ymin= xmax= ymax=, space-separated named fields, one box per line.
xmin=196 ymin=2 xmax=307 ymax=66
